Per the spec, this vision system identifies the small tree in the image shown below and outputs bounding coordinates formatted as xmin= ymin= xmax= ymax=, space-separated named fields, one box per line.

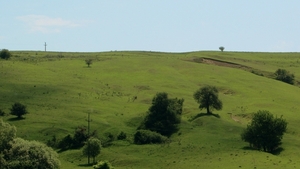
xmin=10 ymin=102 xmax=28 ymax=119
xmin=0 ymin=49 xmax=11 ymax=60
xmin=138 ymin=92 xmax=184 ymax=137
xmin=83 ymin=137 xmax=101 ymax=164
xmin=219 ymin=46 xmax=225 ymax=52
xmin=85 ymin=59 xmax=93 ymax=67
xmin=274 ymin=69 xmax=295 ymax=85
xmin=193 ymin=86 xmax=222 ymax=114
xmin=241 ymin=110 xmax=287 ymax=153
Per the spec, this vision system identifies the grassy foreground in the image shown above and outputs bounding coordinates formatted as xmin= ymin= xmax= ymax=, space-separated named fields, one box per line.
xmin=1 ymin=51 xmax=300 ymax=168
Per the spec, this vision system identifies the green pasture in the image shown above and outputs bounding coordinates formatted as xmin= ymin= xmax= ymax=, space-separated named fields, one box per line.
xmin=1 ymin=51 xmax=300 ymax=168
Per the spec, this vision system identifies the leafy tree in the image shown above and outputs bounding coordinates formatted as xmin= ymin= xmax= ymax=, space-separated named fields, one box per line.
xmin=0 ymin=49 xmax=11 ymax=60
xmin=83 ymin=137 xmax=101 ymax=164
xmin=219 ymin=46 xmax=225 ymax=52
xmin=241 ymin=110 xmax=287 ymax=153
xmin=10 ymin=102 xmax=28 ymax=119
xmin=138 ymin=92 xmax=184 ymax=136
xmin=0 ymin=119 xmax=17 ymax=151
xmin=274 ymin=68 xmax=295 ymax=84
xmin=193 ymin=86 xmax=222 ymax=114
xmin=5 ymin=138 xmax=60 ymax=169
xmin=0 ymin=120 xmax=60 ymax=168
xmin=85 ymin=59 xmax=93 ymax=67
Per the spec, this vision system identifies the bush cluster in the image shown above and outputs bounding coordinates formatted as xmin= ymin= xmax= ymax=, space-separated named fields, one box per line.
xmin=134 ymin=130 xmax=167 ymax=145
xmin=57 ymin=126 xmax=94 ymax=150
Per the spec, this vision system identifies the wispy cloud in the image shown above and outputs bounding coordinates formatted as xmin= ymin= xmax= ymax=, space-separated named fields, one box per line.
xmin=17 ymin=15 xmax=80 ymax=33
xmin=272 ymin=40 xmax=293 ymax=52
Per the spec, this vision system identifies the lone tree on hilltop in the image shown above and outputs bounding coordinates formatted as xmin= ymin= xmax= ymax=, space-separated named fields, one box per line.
xmin=0 ymin=49 xmax=11 ymax=60
xmin=138 ymin=92 xmax=184 ymax=136
xmin=10 ymin=102 xmax=28 ymax=119
xmin=193 ymin=86 xmax=222 ymax=114
xmin=219 ymin=46 xmax=225 ymax=52
xmin=274 ymin=68 xmax=295 ymax=85
xmin=85 ymin=59 xmax=93 ymax=67
xmin=241 ymin=110 xmax=287 ymax=153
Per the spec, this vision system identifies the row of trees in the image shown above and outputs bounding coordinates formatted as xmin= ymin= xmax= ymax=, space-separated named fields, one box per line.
xmin=135 ymin=85 xmax=287 ymax=154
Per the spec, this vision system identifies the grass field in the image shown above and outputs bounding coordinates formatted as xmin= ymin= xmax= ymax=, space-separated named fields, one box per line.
xmin=1 ymin=51 xmax=300 ymax=168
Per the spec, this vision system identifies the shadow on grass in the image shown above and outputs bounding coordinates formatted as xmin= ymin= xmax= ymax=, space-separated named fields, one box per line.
xmin=7 ymin=117 xmax=26 ymax=121
xmin=189 ymin=112 xmax=220 ymax=122
xmin=242 ymin=146 xmax=284 ymax=155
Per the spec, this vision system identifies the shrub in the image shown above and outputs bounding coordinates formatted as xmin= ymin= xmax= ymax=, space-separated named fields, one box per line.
xmin=0 ymin=109 xmax=5 ymax=116
xmin=0 ymin=49 xmax=11 ymax=60
xmin=134 ymin=130 xmax=167 ymax=145
xmin=274 ymin=68 xmax=295 ymax=84
xmin=117 ymin=131 xmax=127 ymax=140
xmin=93 ymin=160 xmax=114 ymax=169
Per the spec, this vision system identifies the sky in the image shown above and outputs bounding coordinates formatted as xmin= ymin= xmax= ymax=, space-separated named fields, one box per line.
xmin=1 ymin=1 xmax=299 ymax=52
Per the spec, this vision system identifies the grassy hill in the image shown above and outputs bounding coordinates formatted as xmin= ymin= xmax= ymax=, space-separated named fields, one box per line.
xmin=1 ymin=51 xmax=300 ymax=168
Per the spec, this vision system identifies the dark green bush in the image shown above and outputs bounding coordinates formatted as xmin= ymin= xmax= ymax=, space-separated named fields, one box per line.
xmin=134 ymin=130 xmax=167 ymax=145
xmin=0 ymin=49 xmax=11 ymax=60
xmin=0 ymin=109 xmax=5 ymax=116
xmin=117 ymin=131 xmax=127 ymax=140
xmin=138 ymin=92 xmax=184 ymax=137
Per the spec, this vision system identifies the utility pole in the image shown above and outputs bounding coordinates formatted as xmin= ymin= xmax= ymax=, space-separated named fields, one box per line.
xmin=44 ymin=42 xmax=47 ymax=52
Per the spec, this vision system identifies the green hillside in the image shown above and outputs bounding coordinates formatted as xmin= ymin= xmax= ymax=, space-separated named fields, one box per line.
xmin=1 ymin=51 xmax=300 ymax=168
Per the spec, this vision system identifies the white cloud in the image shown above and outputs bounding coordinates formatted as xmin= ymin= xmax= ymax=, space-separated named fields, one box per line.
xmin=17 ymin=15 xmax=80 ymax=33
xmin=272 ymin=40 xmax=293 ymax=52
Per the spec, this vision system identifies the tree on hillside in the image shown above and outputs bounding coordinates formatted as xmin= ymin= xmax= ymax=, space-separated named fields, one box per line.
xmin=0 ymin=119 xmax=17 ymax=151
xmin=0 ymin=49 xmax=11 ymax=60
xmin=193 ymin=86 xmax=222 ymax=114
xmin=274 ymin=68 xmax=295 ymax=85
xmin=219 ymin=46 xmax=225 ymax=52
xmin=5 ymin=138 xmax=61 ymax=169
xmin=83 ymin=137 xmax=101 ymax=164
xmin=85 ymin=59 xmax=93 ymax=67
xmin=0 ymin=120 xmax=60 ymax=169
xmin=138 ymin=92 xmax=184 ymax=136
xmin=10 ymin=102 xmax=28 ymax=119
xmin=241 ymin=110 xmax=287 ymax=153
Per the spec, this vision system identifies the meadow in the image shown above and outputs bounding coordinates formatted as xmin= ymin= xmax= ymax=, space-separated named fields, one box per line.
xmin=1 ymin=51 xmax=300 ymax=168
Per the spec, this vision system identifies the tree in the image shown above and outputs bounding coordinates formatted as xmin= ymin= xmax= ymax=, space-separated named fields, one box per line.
xmin=219 ymin=46 xmax=225 ymax=52
xmin=138 ymin=92 xmax=184 ymax=136
xmin=10 ymin=102 xmax=28 ymax=119
xmin=83 ymin=137 xmax=101 ymax=164
xmin=241 ymin=110 xmax=287 ymax=153
xmin=0 ymin=120 xmax=60 ymax=169
xmin=85 ymin=59 xmax=93 ymax=67
xmin=193 ymin=86 xmax=222 ymax=114
xmin=274 ymin=68 xmax=295 ymax=85
xmin=0 ymin=49 xmax=11 ymax=60
xmin=0 ymin=119 xmax=17 ymax=151
xmin=5 ymin=138 xmax=61 ymax=169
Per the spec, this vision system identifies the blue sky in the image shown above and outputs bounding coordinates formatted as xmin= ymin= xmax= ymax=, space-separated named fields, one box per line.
xmin=1 ymin=1 xmax=299 ymax=52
